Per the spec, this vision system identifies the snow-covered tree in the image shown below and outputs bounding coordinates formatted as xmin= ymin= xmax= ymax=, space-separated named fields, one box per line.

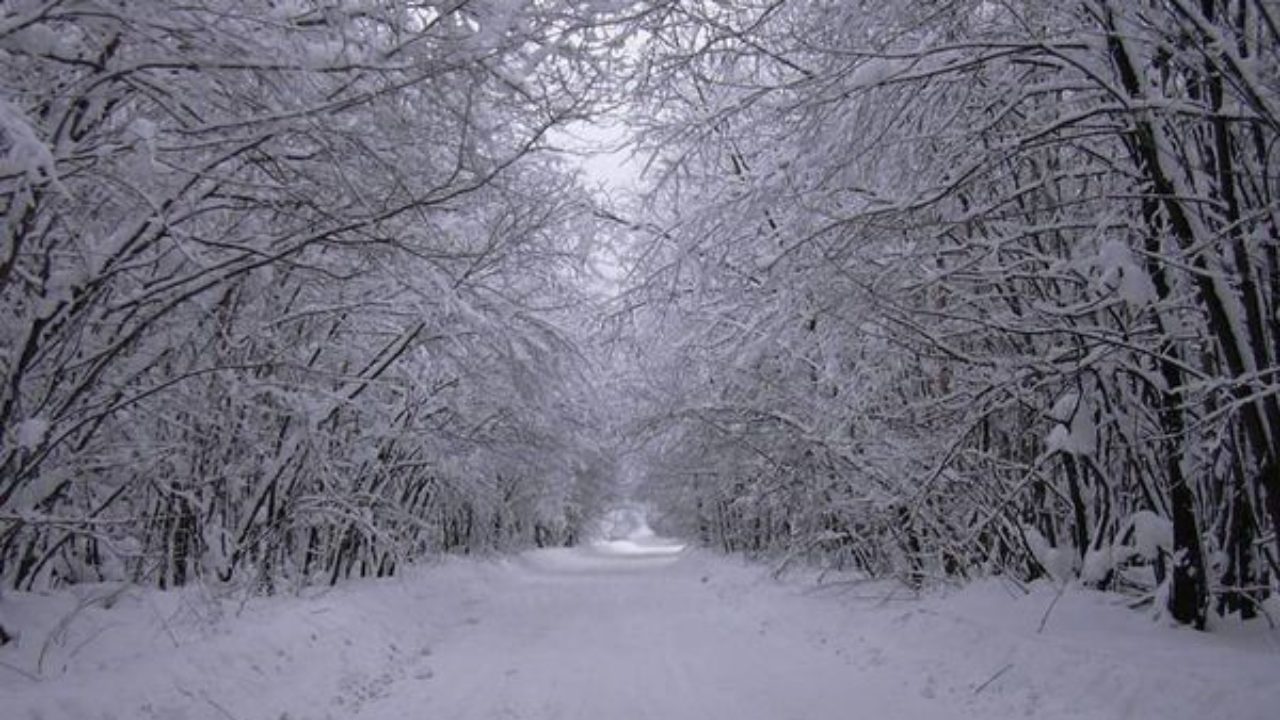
xmin=622 ymin=0 xmax=1279 ymax=627
xmin=1 ymin=0 xmax=629 ymax=592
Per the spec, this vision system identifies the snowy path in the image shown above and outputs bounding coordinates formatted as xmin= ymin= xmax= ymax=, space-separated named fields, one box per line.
xmin=3 ymin=535 xmax=1278 ymax=720
xmin=357 ymin=539 xmax=943 ymax=720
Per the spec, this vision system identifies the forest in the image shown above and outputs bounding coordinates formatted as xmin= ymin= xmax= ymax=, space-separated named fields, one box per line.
xmin=2 ymin=0 xmax=1278 ymax=634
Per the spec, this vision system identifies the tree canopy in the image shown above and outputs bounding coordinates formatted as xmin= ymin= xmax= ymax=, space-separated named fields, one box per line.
xmin=3 ymin=0 xmax=1278 ymax=629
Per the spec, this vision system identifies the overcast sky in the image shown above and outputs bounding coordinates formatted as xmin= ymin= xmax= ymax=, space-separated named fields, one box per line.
xmin=553 ymin=116 xmax=646 ymax=197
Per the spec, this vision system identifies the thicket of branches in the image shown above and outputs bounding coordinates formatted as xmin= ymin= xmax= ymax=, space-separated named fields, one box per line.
xmin=5 ymin=0 xmax=1278 ymax=635
xmin=1 ymin=1 xmax=628 ymax=596
xmin=620 ymin=0 xmax=1279 ymax=627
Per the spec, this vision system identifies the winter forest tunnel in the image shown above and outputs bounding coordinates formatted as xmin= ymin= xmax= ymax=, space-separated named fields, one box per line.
xmin=2 ymin=0 xmax=1279 ymax=633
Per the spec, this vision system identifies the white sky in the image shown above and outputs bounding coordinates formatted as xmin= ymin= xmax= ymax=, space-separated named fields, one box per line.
xmin=552 ymin=116 xmax=646 ymax=197
xmin=550 ymin=116 xmax=650 ymax=295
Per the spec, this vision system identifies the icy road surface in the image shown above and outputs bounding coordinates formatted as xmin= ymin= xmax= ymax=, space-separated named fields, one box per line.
xmin=3 ymin=533 xmax=1277 ymax=719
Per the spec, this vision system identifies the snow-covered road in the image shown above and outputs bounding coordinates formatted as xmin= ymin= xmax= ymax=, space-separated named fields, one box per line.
xmin=3 ymin=533 xmax=1277 ymax=720
xmin=358 ymin=537 xmax=942 ymax=720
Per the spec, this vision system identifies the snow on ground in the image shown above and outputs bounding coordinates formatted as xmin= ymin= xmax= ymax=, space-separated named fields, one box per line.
xmin=2 ymin=530 xmax=1277 ymax=720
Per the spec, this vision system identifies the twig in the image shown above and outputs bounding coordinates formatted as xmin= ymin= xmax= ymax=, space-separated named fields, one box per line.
xmin=876 ymin=586 xmax=900 ymax=608
xmin=176 ymin=685 xmax=241 ymax=720
xmin=0 ymin=659 xmax=42 ymax=682
xmin=202 ymin=692 xmax=241 ymax=720
xmin=145 ymin=595 xmax=182 ymax=649
xmin=36 ymin=590 xmax=117 ymax=675
xmin=996 ymin=573 xmax=1030 ymax=598
xmin=1037 ymin=582 xmax=1067 ymax=634
xmin=973 ymin=663 xmax=1013 ymax=694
